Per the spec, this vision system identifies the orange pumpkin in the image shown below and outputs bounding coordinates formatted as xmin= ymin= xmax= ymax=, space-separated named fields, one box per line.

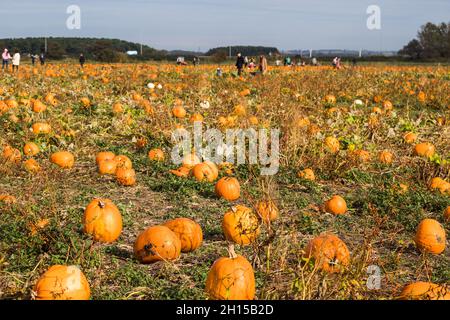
xmin=222 ymin=205 xmax=260 ymax=245
xmin=403 ymin=132 xmax=417 ymax=144
xmin=172 ymin=105 xmax=186 ymax=118
xmin=164 ymin=218 xmax=203 ymax=252
xmin=34 ymin=265 xmax=90 ymax=300
xmin=298 ymin=168 xmax=315 ymax=181
xmin=114 ymin=155 xmax=133 ymax=169
xmin=215 ymin=177 xmax=240 ymax=201
xmin=304 ymin=234 xmax=350 ymax=273
xmin=96 ymin=151 xmax=115 ymax=165
xmin=98 ymin=159 xmax=117 ymax=175
xmin=148 ymin=148 xmax=165 ymax=162
xmin=189 ymin=113 xmax=204 ymax=123
xmin=50 ymin=151 xmax=74 ymax=169
xmin=414 ymin=219 xmax=446 ymax=254
xmin=378 ymin=150 xmax=393 ymax=164
xmin=414 ymin=143 xmax=435 ymax=158
xmin=192 ymin=162 xmax=217 ymax=182
xmin=324 ymin=136 xmax=340 ymax=153
xmin=382 ymin=100 xmax=393 ymax=110
xmin=325 ymin=195 xmax=347 ymax=215
xmin=116 ymin=167 xmax=136 ymax=186
xmin=182 ymin=152 xmax=201 ymax=169
xmin=83 ymin=198 xmax=122 ymax=243
xmin=255 ymin=200 xmax=279 ymax=223
xmin=324 ymin=95 xmax=336 ymax=104
xmin=32 ymin=122 xmax=51 ymax=134
xmin=24 ymin=158 xmax=41 ymax=173
xmin=444 ymin=206 xmax=450 ymax=222
xmin=399 ymin=282 xmax=449 ymax=300
xmin=170 ymin=166 xmax=191 ymax=177
xmin=134 ymin=225 xmax=181 ymax=263
xmin=352 ymin=149 xmax=371 ymax=163
xmin=429 ymin=177 xmax=450 ymax=195
xmin=205 ymin=245 xmax=255 ymax=300
xmin=24 ymin=142 xmax=40 ymax=156
xmin=2 ymin=145 xmax=21 ymax=163
xmin=0 ymin=194 xmax=17 ymax=204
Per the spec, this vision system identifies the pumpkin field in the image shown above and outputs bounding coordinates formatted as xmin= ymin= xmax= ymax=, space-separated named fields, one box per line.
xmin=0 ymin=63 xmax=449 ymax=300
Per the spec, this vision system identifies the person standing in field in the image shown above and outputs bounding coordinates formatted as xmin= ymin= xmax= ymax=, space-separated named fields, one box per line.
xmin=39 ymin=53 xmax=45 ymax=66
xmin=235 ymin=53 xmax=245 ymax=76
xmin=12 ymin=50 xmax=20 ymax=73
xmin=31 ymin=53 xmax=36 ymax=66
xmin=2 ymin=49 xmax=12 ymax=71
xmin=79 ymin=53 xmax=86 ymax=68
xmin=259 ymin=55 xmax=268 ymax=75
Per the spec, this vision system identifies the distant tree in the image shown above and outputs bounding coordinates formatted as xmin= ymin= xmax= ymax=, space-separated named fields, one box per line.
xmin=211 ymin=50 xmax=228 ymax=63
xmin=46 ymin=42 xmax=65 ymax=59
xmin=399 ymin=22 xmax=450 ymax=60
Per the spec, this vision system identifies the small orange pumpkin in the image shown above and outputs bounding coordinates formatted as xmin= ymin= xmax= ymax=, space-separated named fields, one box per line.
xmin=24 ymin=158 xmax=41 ymax=173
xmin=378 ymin=150 xmax=393 ymax=164
xmin=399 ymin=282 xmax=449 ymax=300
xmin=98 ymin=159 xmax=117 ymax=175
xmin=414 ymin=143 xmax=435 ymax=158
xmin=148 ymin=148 xmax=165 ymax=162
xmin=96 ymin=151 xmax=115 ymax=165
xmin=32 ymin=122 xmax=51 ymax=134
xmin=172 ymin=105 xmax=186 ymax=118
xmin=134 ymin=225 xmax=181 ymax=263
xmin=324 ymin=136 xmax=340 ymax=153
xmin=24 ymin=142 xmax=40 ymax=156
xmin=215 ymin=177 xmax=241 ymax=201
xmin=116 ymin=167 xmax=136 ymax=186
xmin=255 ymin=200 xmax=279 ymax=223
xmin=192 ymin=162 xmax=217 ymax=182
xmin=304 ymin=234 xmax=350 ymax=273
xmin=403 ymin=132 xmax=417 ymax=144
xmin=298 ymin=168 xmax=315 ymax=181
xmin=114 ymin=155 xmax=133 ymax=169
xmin=325 ymin=195 xmax=347 ymax=215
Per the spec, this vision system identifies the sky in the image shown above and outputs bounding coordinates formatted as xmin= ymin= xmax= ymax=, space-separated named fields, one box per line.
xmin=0 ymin=0 xmax=448 ymax=52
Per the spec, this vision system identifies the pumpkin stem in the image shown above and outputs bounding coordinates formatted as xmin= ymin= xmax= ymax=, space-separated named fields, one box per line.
xmin=227 ymin=243 xmax=237 ymax=259
xmin=98 ymin=200 xmax=105 ymax=209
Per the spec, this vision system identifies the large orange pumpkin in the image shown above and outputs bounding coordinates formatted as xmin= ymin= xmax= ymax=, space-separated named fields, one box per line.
xmin=222 ymin=205 xmax=260 ymax=245
xmin=134 ymin=225 xmax=181 ymax=263
xmin=98 ymin=159 xmax=117 ymax=175
xmin=414 ymin=219 xmax=446 ymax=254
xmin=34 ymin=265 xmax=90 ymax=300
xmin=304 ymin=234 xmax=350 ymax=273
xmin=116 ymin=167 xmax=136 ymax=186
xmin=205 ymin=245 xmax=255 ymax=300
xmin=215 ymin=177 xmax=240 ymax=201
xmin=83 ymin=198 xmax=123 ymax=243
xmin=399 ymin=282 xmax=449 ymax=300
xmin=50 ymin=151 xmax=74 ymax=169
xmin=164 ymin=218 xmax=203 ymax=252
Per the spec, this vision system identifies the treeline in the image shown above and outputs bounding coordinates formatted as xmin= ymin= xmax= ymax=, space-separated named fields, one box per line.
xmin=206 ymin=46 xmax=279 ymax=57
xmin=0 ymin=37 xmax=167 ymax=61
xmin=399 ymin=22 xmax=450 ymax=60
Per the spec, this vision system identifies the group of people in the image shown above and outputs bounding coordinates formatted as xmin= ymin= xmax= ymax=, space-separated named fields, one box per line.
xmin=2 ymin=48 xmax=47 ymax=72
xmin=235 ymin=53 xmax=268 ymax=76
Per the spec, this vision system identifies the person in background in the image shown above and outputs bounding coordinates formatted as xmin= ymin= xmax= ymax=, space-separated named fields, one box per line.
xmin=235 ymin=53 xmax=245 ymax=76
xmin=12 ymin=50 xmax=20 ymax=73
xmin=79 ymin=53 xmax=86 ymax=68
xmin=332 ymin=57 xmax=338 ymax=68
xmin=352 ymin=58 xmax=357 ymax=67
xmin=336 ymin=57 xmax=342 ymax=69
xmin=259 ymin=55 xmax=268 ymax=75
xmin=193 ymin=56 xmax=199 ymax=66
xmin=244 ymin=56 xmax=249 ymax=68
xmin=39 ymin=53 xmax=45 ymax=66
xmin=2 ymin=49 xmax=11 ymax=71
xmin=216 ymin=67 xmax=223 ymax=77
xmin=31 ymin=53 xmax=36 ymax=66
xmin=311 ymin=57 xmax=318 ymax=66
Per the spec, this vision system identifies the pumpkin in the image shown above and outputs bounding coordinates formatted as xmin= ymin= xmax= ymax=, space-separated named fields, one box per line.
xmin=304 ymin=234 xmax=350 ymax=273
xmin=429 ymin=177 xmax=450 ymax=194
xmin=444 ymin=206 xmax=450 ymax=222
xmin=352 ymin=149 xmax=371 ymax=163
xmin=114 ymin=155 xmax=133 ymax=169
xmin=170 ymin=166 xmax=191 ymax=177
xmin=192 ymin=162 xmax=217 ymax=182
xmin=414 ymin=219 xmax=446 ymax=254
xmin=112 ymin=102 xmax=123 ymax=113
xmin=325 ymin=195 xmax=347 ymax=215
xmin=414 ymin=143 xmax=435 ymax=158
xmin=403 ymin=132 xmax=417 ymax=144
xmin=382 ymin=100 xmax=393 ymax=110
xmin=234 ymin=104 xmax=246 ymax=116
xmin=96 ymin=151 xmax=115 ymax=165
xmin=134 ymin=225 xmax=181 ymax=263
xmin=83 ymin=198 xmax=122 ymax=243
xmin=324 ymin=136 xmax=340 ymax=153
xmin=24 ymin=158 xmax=41 ymax=173
xmin=172 ymin=105 xmax=186 ymax=118
xmin=98 ymin=159 xmax=117 ymax=175
xmin=81 ymin=97 xmax=91 ymax=107
xmin=182 ymin=152 xmax=201 ymax=169
xmin=399 ymin=282 xmax=449 ymax=300
xmin=248 ymin=116 xmax=258 ymax=125
xmin=190 ymin=113 xmax=204 ymax=123
xmin=0 ymin=194 xmax=17 ymax=204
xmin=298 ymin=168 xmax=315 ymax=181
xmin=164 ymin=218 xmax=203 ymax=252
xmin=34 ymin=265 xmax=90 ymax=300
xmin=50 ymin=151 xmax=74 ymax=169
xmin=24 ymin=142 xmax=40 ymax=156
xmin=256 ymin=200 xmax=279 ymax=223
xmin=205 ymin=245 xmax=255 ymax=300
xmin=116 ymin=167 xmax=136 ymax=186
xmin=378 ymin=150 xmax=393 ymax=164
xmin=324 ymin=95 xmax=336 ymax=104
xmin=222 ymin=205 xmax=260 ymax=245
xmin=31 ymin=100 xmax=47 ymax=113
xmin=148 ymin=148 xmax=165 ymax=162
xmin=2 ymin=145 xmax=21 ymax=163
xmin=215 ymin=177 xmax=240 ymax=201
xmin=32 ymin=122 xmax=51 ymax=134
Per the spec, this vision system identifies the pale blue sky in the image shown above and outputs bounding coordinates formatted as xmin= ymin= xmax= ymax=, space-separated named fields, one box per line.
xmin=0 ymin=0 xmax=448 ymax=51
